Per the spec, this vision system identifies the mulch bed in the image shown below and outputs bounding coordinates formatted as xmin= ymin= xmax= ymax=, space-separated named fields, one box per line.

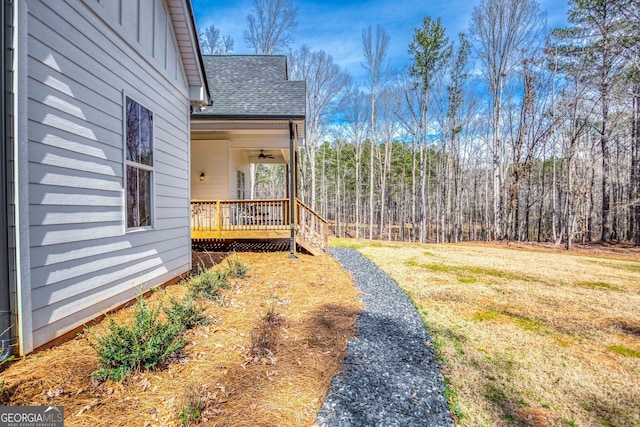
xmin=0 ymin=252 xmax=362 ymax=426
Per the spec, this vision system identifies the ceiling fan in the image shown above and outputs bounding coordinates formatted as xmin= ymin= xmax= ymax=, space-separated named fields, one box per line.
xmin=258 ymin=150 xmax=274 ymax=159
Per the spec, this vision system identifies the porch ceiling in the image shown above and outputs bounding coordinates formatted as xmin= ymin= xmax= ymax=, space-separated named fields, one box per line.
xmin=245 ymin=149 xmax=287 ymax=164
xmin=190 ymin=118 xmax=305 ymax=145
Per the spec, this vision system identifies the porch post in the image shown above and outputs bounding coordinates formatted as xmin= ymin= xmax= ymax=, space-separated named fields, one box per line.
xmin=288 ymin=119 xmax=297 ymax=259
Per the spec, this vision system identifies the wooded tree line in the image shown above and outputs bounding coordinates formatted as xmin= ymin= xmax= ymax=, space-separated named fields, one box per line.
xmin=201 ymin=0 xmax=640 ymax=247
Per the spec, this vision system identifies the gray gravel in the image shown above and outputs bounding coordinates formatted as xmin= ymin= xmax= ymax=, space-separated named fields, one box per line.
xmin=315 ymin=247 xmax=453 ymax=427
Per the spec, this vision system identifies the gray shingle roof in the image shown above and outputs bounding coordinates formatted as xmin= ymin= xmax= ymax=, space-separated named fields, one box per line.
xmin=195 ymin=55 xmax=306 ymax=118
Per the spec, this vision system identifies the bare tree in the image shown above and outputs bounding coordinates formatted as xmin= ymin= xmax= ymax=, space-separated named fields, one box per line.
xmin=362 ymin=24 xmax=390 ymax=239
xmin=199 ymin=24 xmax=234 ymax=55
xmin=288 ymin=46 xmax=351 ymax=210
xmin=470 ymin=0 xmax=545 ymax=240
xmin=341 ymin=89 xmax=370 ymax=238
xmin=244 ymin=0 xmax=297 ymax=54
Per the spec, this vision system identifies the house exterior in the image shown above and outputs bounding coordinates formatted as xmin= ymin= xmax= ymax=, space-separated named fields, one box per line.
xmin=191 ymin=55 xmax=305 ymax=202
xmin=189 ymin=55 xmax=328 ymax=255
xmin=1 ymin=0 xmax=208 ymax=358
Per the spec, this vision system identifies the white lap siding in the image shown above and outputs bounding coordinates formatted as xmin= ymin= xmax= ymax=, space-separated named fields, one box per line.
xmin=24 ymin=0 xmax=191 ymax=349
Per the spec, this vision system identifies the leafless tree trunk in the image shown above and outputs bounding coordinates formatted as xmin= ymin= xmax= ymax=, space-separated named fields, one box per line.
xmin=342 ymin=90 xmax=369 ymax=238
xmin=288 ymin=46 xmax=351 ymax=211
xmin=362 ymin=24 xmax=390 ymax=240
xmin=470 ymin=0 xmax=545 ymax=240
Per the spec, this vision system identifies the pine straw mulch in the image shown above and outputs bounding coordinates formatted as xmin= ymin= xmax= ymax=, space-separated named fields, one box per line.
xmin=0 ymin=252 xmax=362 ymax=426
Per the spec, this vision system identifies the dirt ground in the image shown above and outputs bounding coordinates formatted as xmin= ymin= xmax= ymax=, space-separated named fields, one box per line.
xmin=0 ymin=252 xmax=362 ymax=426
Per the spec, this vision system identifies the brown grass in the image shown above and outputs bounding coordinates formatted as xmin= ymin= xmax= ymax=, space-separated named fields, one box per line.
xmin=333 ymin=238 xmax=640 ymax=427
xmin=0 ymin=252 xmax=362 ymax=426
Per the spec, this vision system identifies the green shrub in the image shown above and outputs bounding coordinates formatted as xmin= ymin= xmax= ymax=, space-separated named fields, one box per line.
xmin=188 ymin=268 xmax=229 ymax=300
xmin=163 ymin=295 xmax=208 ymax=330
xmin=178 ymin=382 xmax=206 ymax=426
xmin=89 ymin=296 xmax=184 ymax=382
xmin=226 ymin=253 xmax=249 ymax=279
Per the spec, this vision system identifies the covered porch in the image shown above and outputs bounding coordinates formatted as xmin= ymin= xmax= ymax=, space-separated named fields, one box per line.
xmin=190 ymin=198 xmax=328 ymax=255
xmin=189 ymin=55 xmax=325 ymax=254
xmin=190 ymin=118 xmax=328 ymax=255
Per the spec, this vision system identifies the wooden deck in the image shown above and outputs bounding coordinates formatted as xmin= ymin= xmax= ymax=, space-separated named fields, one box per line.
xmin=191 ymin=199 xmax=328 ymax=255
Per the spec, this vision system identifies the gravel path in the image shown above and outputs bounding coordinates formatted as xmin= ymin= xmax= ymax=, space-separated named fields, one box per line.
xmin=315 ymin=247 xmax=453 ymax=427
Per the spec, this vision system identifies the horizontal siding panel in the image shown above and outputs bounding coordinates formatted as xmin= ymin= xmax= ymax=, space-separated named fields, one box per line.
xmin=28 ymin=55 xmax=120 ymax=117
xmin=156 ymin=187 xmax=189 ymax=204
xmin=29 ymin=163 xmax=123 ymax=192
xmin=155 ymin=217 xmax=188 ymax=230
xmin=30 ymin=222 xmax=123 ymax=247
xmin=31 ymin=237 xmax=186 ymax=295
xmin=27 ymin=38 xmax=124 ymax=124
xmin=29 ymin=226 xmax=187 ymax=268
xmin=32 ymin=247 xmax=188 ymax=327
xmin=155 ymin=158 xmax=188 ymax=181
xmin=29 ymin=183 xmax=121 ymax=207
xmin=156 ymin=207 xmax=189 ymax=220
xmin=27 ymin=63 xmax=122 ymax=122
xmin=155 ymin=129 xmax=189 ymax=157
xmin=27 ymin=149 xmax=120 ymax=181
xmin=29 ymin=204 xmax=122 ymax=226
xmin=31 ymin=257 xmax=189 ymax=348
xmin=155 ymin=194 xmax=189 ymax=209
xmin=155 ymin=172 xmax=188 ymax=191
xmin=29 ymin=120 xmax=122 ymax=164
xmin=28 ymin=102 xmax=120 ymax=151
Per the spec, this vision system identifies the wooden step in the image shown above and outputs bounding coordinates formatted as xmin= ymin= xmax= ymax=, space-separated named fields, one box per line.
xmin=295 ymin=236 xmax=326 ymax=256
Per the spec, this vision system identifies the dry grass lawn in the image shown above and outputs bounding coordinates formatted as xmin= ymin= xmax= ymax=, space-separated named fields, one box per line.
xmin=333 ymin=238 xmax=640 ymax=427
xmin=0 ymin=252 xmax=362 ymax=426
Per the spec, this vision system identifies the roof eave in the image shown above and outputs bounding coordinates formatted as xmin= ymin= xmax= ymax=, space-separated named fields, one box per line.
xmin=191 ymin=114 xmax=306 ymax=121
xmin=167 ymin=0 xmax=211 ymax=105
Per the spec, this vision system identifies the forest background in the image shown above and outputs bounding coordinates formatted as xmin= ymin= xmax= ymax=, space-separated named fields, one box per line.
xmin=195 ymin=0 xmax=640 ymax=249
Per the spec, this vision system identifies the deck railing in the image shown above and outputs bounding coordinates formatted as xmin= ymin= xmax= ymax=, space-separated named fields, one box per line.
xmin=191 ymin=198 xmax=328 ymax=254
xmin=295 ymin=198 xmax=329 ymax=254
xmin=191 ymin=199 xmax=290 ymax=233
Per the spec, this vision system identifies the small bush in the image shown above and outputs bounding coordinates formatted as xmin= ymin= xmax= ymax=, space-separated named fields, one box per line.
xmin=188 ymin=268 xmax=229 ymax=300
xmin=89 ymin=296 xmax=184 ymax=382
xmin=178 ymin=382 xmax=206 ymax=426
xmin=226 ymin=253 xmax=248 ymax=279
xmin=163 ymin=295 xmax=208 ymax=330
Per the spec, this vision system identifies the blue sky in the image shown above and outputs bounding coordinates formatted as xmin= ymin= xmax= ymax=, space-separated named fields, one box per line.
xmin=192 ymin=0 xmax=569 ymax=80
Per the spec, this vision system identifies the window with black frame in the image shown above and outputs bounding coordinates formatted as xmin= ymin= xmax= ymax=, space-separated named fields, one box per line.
xmin=125 ymin=96 xmax=153 ymax=229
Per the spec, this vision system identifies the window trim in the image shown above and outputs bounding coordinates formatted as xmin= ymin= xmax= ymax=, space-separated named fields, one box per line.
xmin=123 ymin=92 xmax=155 ymax=232
xmin=237 ymin=169 xmax=246 ymax=200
